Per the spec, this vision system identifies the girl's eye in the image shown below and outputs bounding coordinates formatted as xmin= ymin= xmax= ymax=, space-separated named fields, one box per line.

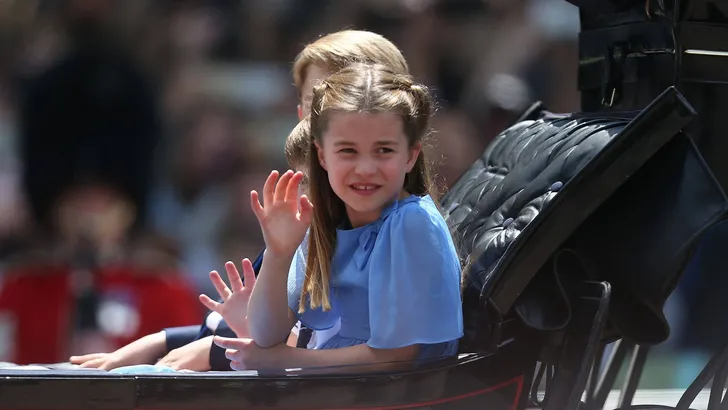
xmin=338 ymin=148 xmax=356 ymax=154
xmin=377 ymin=147 xmax=394 ymax=154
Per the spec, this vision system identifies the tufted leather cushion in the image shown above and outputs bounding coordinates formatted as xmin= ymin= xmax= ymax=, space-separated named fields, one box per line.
xmin=442 ymin=115 xmax=626 ymax=263
xmin=443 ymin=113 xmax=628 ymax=350
xmin=442 ymin=87 xmax=727 ymax=351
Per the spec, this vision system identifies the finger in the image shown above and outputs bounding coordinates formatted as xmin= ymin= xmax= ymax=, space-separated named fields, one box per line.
xmin=230 ymin=360 xmax=244 ymax=371
xmin=213 ymin=335 xmax=249 ymax=350
xmin=285 ymin=172 xmax=304 ymax=202
xmin=99 ymin=361 xmax=118 ymax=371
xmin=209 ymin=270 xmax=232 ymax=301
xmin=225 ymin=261 xmax=244 ymax=292
xmin=70 ymin=353 xmax=106 ymax=364
xmin=166 ymin=362 xmax=182 ymax=371
xmin=250 ymin=190 xmax=264 ymax=222
xmin=298 ymin=195 xmax=314 ymax=225
xmin=199 ymin=294 xmax=222 ymax=312
xmin=241 ymin=258 xmax=256 ymax=289
xmin=274 ymin=170 xmax=294 ymax=203
xmin=263 ymin=170 xmax=279 ymax=209
xmin=79 ymin=358 xmax=105 ymax=369
xmin=224 ymin=349 xmax=239 ymax=362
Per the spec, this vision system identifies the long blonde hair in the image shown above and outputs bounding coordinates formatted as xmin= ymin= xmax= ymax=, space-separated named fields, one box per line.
xmin=299 ymin=63 xmax=436 ymax=313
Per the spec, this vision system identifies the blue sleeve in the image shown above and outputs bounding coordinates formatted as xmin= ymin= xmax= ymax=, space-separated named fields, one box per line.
xmin=287 ymin=232 xmax=339 ymax=330
xmin=367 ymin=203 xmax=464 ymax=349
xmin=163 ymin=326 xmax=202 ymax=352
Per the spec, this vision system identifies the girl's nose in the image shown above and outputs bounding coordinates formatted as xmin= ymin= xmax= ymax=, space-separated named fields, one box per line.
xmin=354 ymin=158 xmax=377 ymax=176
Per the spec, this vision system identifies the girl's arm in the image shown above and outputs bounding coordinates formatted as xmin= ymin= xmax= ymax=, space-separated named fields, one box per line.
xmin=246 ymin=170 xmax=313 ymax=348
xmin=272 ymin=343 xmax=419 ymax=370
xmin=246 ymin=250 xmax=298 ymax=347
xmin=215 ymin=336 xmax=419 ymax=372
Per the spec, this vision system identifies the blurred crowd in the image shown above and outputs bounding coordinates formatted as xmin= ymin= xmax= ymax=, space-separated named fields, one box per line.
xmin=0 ymin=0 xmax=581 ymax=294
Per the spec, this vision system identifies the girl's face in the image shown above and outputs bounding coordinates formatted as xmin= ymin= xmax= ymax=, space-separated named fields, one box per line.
xmin=316 ymin=112 xmax=420 ymax=228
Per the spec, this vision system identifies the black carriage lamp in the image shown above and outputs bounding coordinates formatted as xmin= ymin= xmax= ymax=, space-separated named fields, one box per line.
xmin=572 ymin=1 xmax=728 ymax=409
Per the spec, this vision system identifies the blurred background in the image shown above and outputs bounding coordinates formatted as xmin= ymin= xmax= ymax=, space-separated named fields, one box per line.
xmin=0 ymin=0 xmax=710 ymax=388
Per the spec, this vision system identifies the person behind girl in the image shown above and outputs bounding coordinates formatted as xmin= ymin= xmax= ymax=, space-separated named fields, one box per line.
xmin=73 ymin=29 xmax=412 ymax=372
xmin=209 ymin=63 xmax=463 ymax=371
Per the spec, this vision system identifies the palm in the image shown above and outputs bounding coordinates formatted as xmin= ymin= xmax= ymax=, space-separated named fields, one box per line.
xmin=251 ymin=170 xmax=313 ymax=257
xmin=199 ymin=259 xmax=256 ymax=338
xmin=217 ymin=288 xmax=250 ymax=334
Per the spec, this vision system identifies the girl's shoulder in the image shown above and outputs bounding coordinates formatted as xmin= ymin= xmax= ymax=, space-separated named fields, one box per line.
xmin=385 ymin=195 xmax=445 ymax=228
xmin=381 ymin=195 xmax=451 ymax=243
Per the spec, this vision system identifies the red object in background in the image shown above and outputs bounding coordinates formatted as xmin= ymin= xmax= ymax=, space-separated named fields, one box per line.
xmin=0 ymin=261 xmax=203 ymax=364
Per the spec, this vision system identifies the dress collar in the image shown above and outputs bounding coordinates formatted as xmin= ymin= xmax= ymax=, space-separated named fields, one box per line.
xmin=342 ymin=195 xmax=420 ymax=269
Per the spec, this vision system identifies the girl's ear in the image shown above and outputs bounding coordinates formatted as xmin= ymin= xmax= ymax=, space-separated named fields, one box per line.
xmin=297 ymin=104 xmax=303 ymax=121
xmin=406 ymin=141 xmax=422 ymax=173
xmin=315 ymin=141 xmax=327 ymax=171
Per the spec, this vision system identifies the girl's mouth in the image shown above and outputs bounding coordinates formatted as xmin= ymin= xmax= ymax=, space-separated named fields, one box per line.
xmin=350 ymin=184 xmax=381 ymax=196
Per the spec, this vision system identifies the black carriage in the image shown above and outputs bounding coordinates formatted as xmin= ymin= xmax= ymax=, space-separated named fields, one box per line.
xmin=3 ymin=1 xmax=728 ymax=409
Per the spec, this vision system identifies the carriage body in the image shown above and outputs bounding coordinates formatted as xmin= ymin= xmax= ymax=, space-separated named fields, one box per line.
xmin=3 ymin=1 xmax=728 ymax=409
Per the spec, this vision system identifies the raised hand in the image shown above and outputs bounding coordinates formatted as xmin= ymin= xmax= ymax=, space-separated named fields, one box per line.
xmin=251 ymin=170 xmax=313 ymax=258
xmin=199 ymin=259 xmax=257 ymax=338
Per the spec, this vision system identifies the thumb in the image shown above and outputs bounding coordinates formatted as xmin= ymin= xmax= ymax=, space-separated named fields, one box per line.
xmin=213 ymin=336 xmax=251 ymax=350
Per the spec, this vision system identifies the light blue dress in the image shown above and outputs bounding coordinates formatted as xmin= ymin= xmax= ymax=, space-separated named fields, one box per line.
xmin=112 ymin=194 xmax=463 ymax=374
xmin=288 ymin=194 xmax=464 ymax=360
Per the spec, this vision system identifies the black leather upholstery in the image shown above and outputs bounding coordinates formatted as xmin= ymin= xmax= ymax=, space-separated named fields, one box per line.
xmin=443 ymin=113 xmax=628 ymax=350
xmin=443 ymin=87 xmax=728 ymax=351
xmin=442 ymin=114 xmax=627 ymax=270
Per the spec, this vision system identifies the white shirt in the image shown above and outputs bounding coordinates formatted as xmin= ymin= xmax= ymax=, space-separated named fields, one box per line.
xmin=291 ymin=319 xmax=341 ymax=349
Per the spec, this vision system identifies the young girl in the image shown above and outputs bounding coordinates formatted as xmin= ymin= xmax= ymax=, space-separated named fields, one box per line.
xmin=211 ymin=63 xmax=463 ymax=370
xmin=72 ymin=29 xmax=407 ymax=372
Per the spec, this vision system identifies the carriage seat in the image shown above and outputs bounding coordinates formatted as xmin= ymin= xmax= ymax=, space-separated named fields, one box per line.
xmin=442 ymin=108 xmax=628 ymax=349
xmin=441 ymin=87 xmax=728 ymax=353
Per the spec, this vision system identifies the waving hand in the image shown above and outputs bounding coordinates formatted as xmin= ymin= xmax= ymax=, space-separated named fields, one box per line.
xmin=251 ymin=170 xmax=313 ymax=258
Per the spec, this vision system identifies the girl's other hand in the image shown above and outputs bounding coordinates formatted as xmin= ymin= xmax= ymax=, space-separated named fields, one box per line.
xmin=199 ymin=259 xmax=256 ymax=338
